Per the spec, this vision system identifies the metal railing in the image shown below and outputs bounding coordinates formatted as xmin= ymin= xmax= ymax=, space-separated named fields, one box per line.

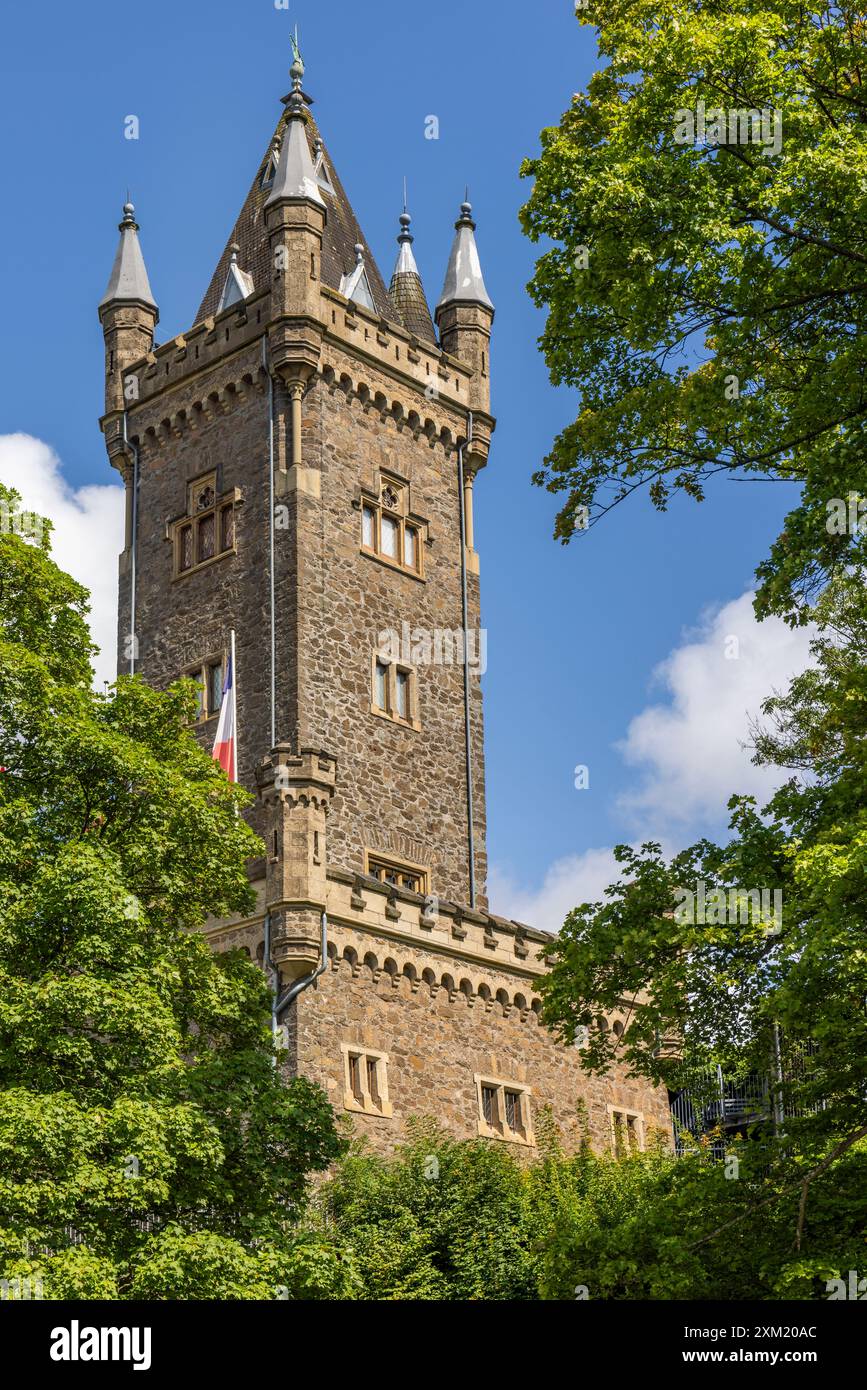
xmin=669 ymin=1043 xmax=826 ymax=1156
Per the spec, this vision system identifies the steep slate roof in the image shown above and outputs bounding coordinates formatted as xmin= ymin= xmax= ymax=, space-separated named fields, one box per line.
xmin=195 ymin=104 xmax=394 ymax=327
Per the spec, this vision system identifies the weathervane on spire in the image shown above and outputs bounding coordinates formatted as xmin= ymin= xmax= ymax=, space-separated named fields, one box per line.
xmin=285 ymin=22 xmax=306 ymax=114
xmin=290 ymin=25 xmax=303 ymax=78
xmin=398 ymin=180 xmax=413 ymax=245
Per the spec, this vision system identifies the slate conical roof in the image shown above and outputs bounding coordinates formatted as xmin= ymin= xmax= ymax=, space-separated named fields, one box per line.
xmin=195 ymin=103 xmax=391 ymax=326
xmin=388 ymin=210 xmax=436 ymax=344
xmin=437 ymin=201 xmax=493 ymax=312
xmin=100 ymin=203 xmax=158 ymax=313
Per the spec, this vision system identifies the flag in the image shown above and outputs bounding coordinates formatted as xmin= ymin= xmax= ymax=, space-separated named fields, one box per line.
xmin=212 ymin=649 xmax=236 ymax=782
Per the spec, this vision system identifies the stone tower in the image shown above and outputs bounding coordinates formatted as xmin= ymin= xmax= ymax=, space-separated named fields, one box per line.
xmin=98 ymin=47 xmax=671 ymax=1154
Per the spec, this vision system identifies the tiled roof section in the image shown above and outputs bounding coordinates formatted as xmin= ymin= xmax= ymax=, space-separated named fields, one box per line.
xmin=195 ymin=105 xmax=392 ymax=326
xmin=388 ymin=268 xmax=436 ymax=344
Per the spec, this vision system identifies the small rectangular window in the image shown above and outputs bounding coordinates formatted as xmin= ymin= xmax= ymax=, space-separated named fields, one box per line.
xmin=362 ymin=504 xmax=375 ymax=548
xmin=342 ymin=1045 xmax=391 ymax=1117
xmin=371 ymin=656 xmax=417 ymax=728
xmin=220 ymin=504 xmax=234 ymax=551
xmin=505 ymin=1091 xmax=523 ymax=1132
xmin=404 ymin=525 xmax=417 ymax=569
xmin=198 ymin=512 xmax=215 ymax=563
xmin=374 ymin=660 xmax=388 ymax=710
xmin=477 ymin=1076 xmax=533 ymax=1144
xmin=482 ymin=1085 xmax=499 ymax=1128
xmin=381 ymin=514 xmax=398 ymax=559
xmin=610 ymin=1108 xmax=644 ymax=1154
xmin=208 ymin=661 xmax=224 ymax=717
xmin=366 ymin=855 xmax=427 ymax=895
xmin=180 ymin=525 xmax=193 ymax=572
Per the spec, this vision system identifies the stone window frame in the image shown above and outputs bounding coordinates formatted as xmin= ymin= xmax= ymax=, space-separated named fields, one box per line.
xmin=341 ymin=1043 xmax=393 ymax=1118
xmin=370 ymin=650 xmax=420 ymax=730
xmin=474 ymin=1074 xmax=534 ymax=1147
xmin=183 ymin=652 xmax=225 ymax=724
xmin=170 ymin=470 xmax=238 ymax=579
xmin=607 ymin=1105 xmax=645 ymax=1155
xmin=360 ymin=471 xmax=426 ymax=580
xmin=365 ymin=850 xmax=428 ymax=896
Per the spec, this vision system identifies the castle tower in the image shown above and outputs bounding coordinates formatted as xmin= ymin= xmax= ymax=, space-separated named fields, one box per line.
xmin=98 ymin=203 xmax=159 ymax=639
xmin=98 ymin=45 xmax=671 ymax=1155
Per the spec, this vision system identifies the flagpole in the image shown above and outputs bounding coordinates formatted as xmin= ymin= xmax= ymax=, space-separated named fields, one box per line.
xmin=230 ymin=628 xmax=238 ymax=786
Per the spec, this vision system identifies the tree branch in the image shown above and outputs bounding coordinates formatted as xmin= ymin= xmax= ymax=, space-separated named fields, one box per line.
xmin=689 ymin=1123 xmax=867 ymax=1252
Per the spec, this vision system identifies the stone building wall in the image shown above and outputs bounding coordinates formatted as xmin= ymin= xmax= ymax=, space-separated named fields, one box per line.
xmin=292 ymin=344 xmax=487 ymax=908
xmin=206 ymin=874 xmax=673 ymax=1157
xmin=111 ymin=286 xmax=487 ymax=903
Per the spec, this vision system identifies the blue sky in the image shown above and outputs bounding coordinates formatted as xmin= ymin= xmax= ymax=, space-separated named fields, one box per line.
xmin=0 ymin=0 xmax=808 ymax=926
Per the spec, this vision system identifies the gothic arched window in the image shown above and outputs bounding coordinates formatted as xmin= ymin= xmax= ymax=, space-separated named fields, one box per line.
xmin=359 ymin=473 xmax=425 ymax=576
xmin=172 ymin=471 xmax=238 ymax=577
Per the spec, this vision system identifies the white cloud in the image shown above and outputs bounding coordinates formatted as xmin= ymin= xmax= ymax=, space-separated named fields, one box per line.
xmin=616 ymin=591 xmax=814 ymax=830
xmin=491 ymin=590 xmax=815 ymax=931
xmin=0 ymin=433 xmax=124 ymax=690
xmin=488 ymin=846 xmax=634 ymax=934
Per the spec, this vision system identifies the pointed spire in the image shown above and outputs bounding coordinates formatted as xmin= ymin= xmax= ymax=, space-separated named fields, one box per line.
xmin=437 ymin=200 xmax=493 ymax=312
xmin=99 ymin=202 xmax=158 ymax=313
xmin=388 ymin=201 xmax=436 ymax=343
xmin=265 ymin=34 xmax=324 ymax=209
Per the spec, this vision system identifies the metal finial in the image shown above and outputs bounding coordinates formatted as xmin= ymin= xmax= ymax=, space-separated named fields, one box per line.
xmin=354 ymin=242 xmax=365 ymax=265
xmin=290 ymin=25 xmax=304 ymax=83
xmin=230 ymin=242 xmax=240 ymax=263
xmin=452 ymin=197 xmax=477 ymax=233
xmin=398 ymin=210 xmax=413 ymax=244
xmin=120 ymin=201 xmax=137 ymax=229
xmin=403 ymin=176 xmax=408 ymax=214
xmin=284 ymin=23 xmax=306 ymax=116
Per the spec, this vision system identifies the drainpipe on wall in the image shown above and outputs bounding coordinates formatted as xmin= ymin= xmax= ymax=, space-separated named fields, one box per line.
xmin=263 ymin=909 xmax=277 ymax=1066
xmin=263 ymin=337 xmax=277 ymax=748
xmin=457 ymin=411 xmax=477 ymax=910
xmin=274 ymin=911 xmax=329 ymax=1021
xmin=122 ymin=411 xmax=139 ymax=677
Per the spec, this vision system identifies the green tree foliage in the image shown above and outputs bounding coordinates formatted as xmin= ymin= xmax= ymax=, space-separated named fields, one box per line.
xmin=0 ymin=482 xmax=345 ymax=1298
xmin=520 ymin=1 xmax=867 ymax=621
xmin=537 ymin=571 xmax=867 ymax=1254
xmin=536 ymin=1133 xmax=867 ymax=1300
xmin=312 ymin=1120 xmax=865 ymax=1299
xmin=314 ymin=1118 xmax=540 ymax=1299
